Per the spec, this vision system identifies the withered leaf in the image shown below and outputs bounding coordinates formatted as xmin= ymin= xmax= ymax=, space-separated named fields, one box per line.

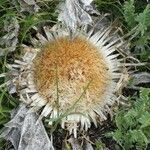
xmin=57 ymin=0 xmax=95 ymax=34
xmin=0 ymin=17 xmax=19 ymax=56
xmin=17 ymin=0 xmax=40 ymax=13
xmin=0 ymin=104 xmax=54 ymax=150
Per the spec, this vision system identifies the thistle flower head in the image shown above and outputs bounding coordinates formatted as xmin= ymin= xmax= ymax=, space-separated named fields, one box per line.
xmin=34 ymin=36 xmax=110 ymax=110
xmin=0 ymin=26 xmax=126 ymax=137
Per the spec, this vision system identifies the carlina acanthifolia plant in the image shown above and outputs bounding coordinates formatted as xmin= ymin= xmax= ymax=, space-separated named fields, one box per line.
xmin=0 ymin=0 xmax=131 ymax=147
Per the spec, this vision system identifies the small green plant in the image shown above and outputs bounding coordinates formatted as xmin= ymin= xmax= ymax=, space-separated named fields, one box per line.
xmin=123 ymin=0 xmax=150 ymax=65
xmin=123 ymin=0 xmax=150 ymax=33
xmin=107 ymin=88 xmax=150 ymax=150
xmin=95 ymin=140 xmax=106 ymax=150
xmin=123 ymin=0 xmax=137 ymax=28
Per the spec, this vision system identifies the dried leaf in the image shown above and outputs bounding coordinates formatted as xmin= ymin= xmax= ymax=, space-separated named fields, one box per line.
xmin=57 ymin=0 xmax=95 ymax=33
xmin=17 ymin=0 xmax=40 ymax=13
xmin=4 ymin=68 xmax=19 ymax=94
xmin=0 ymin=104 xmax=54 ymax=150
xmin=80 ymin=0 xmax=93 ymax=6
xmin=128 ymin=72 xmax=150 ymax=89
xmin=0 ymin=17 xmax=19 ymax=56
xmin=85 ymin=141 xmax=94 ymax=150
xmin=68 ymin=137 xmax=83 ymax=150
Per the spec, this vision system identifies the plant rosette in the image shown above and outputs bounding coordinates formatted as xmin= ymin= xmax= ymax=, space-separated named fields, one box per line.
xmin=0 ymin=24 xmax=129 ymax=138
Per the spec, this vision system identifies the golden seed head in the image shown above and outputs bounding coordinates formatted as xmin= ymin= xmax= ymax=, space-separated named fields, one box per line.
xmin=33 ymin=36 xmax=111 ymax=113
